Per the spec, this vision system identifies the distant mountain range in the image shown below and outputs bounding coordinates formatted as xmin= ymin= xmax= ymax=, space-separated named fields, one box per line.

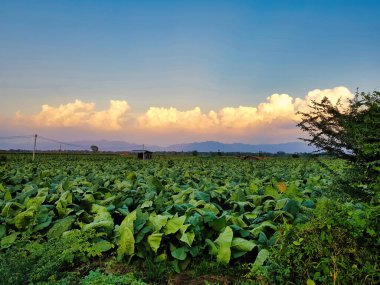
xmin=162 ymin=141 xmax=315 ymax=153
xmin=0 ymin=139 xmax=315 ymax=153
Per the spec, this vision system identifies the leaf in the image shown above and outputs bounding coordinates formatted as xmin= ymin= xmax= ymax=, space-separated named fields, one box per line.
xmin=275 ymin=198 xmax=289 ymax=210
xmin=283 ymin=199 xmax=300 ymax=217
xmin=148 ymin=232 xmax=163 ymax=253
xmin=251 ymin=221 xmax=277 ymax=237
xmin=82 ymin=204 xmax=114 ymax=231
xmin=148 ymin=177 xmax=164 ymax=191
xmin=155 ymin=253 xmax=168 ymax=262
xmin=247 ymin=182 xmax=259 ymax=195
xmin=4 ymin=190 xmax=12 ymax=201
xmin=171 ymin=247 xmax=187 ymax=260
xmin=252 ymin=249 xmax=270 ymax=270
xmin=293 ymin=238 xmax=304 ymax=246
xmin=215 ymin=226 xmax=233 ymax=264
xmin=307 ymin=279 xmax=316 ymax=285
xmin=135 ymin=225 xmax=152 ymax=244
xmin=180 ymin=231 xmax=195 ymax=246
xmin=1 ymin=232 xmax=18 ymax=249
xmin=93 ymin=240 xmax=113 ymax=253
xmin=172 ymin=259 xmax=181 ymax=273
xmin=232 ymin=250 xmax=248 ymax=259
xmin=14 ymin=208 xmax=35 ymax=229
xmin=194 ymin=191 xmax=210 ymax=202
xmin=148 ymin=214 xmax=169 ymax=232
xmin=231 ymin=188 xmax=246 ymax=202
xmin=126 ymin=172 xmax=137 ymax=182
xmin=231 ymin=237 xmax=256 ymax=252
xmin=56 ymin=191 xmax=73 ymax=217
xmin=205 ymin=239 xmax=218 ymax=256
xmin=207 ymin=215 xmax=226 ymax=232
xmin=141 ymin=200 xmax=153 ymax=208
xmin=117 ymin=210 xmax=137 ymax=260
xmin=47 ymin=215 xmax=76 ymax=239
xmin=164 ymin=214 xmax=186 ymax=235
xmin=228 ymin=216 xmax=248 ymax=228
xmin=26 ymin=190 xmax=47 ymax=209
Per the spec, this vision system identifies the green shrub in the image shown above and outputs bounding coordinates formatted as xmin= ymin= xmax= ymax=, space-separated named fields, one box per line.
xmin=0 ymin=230 xmax=100 ymax=285
xmin=80 ymin=269 xmax=146 ymax=285
xmin=249 ymin=198 xmax=380 ymax=284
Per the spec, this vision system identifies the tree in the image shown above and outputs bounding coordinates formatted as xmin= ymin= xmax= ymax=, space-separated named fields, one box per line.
xmin=297 ymin=91 xmax=379 ymax=162
xmin=297 ymin=90 xmax=380 ymax=197
xmin=90 ymin=145 xmax=99 ymax=153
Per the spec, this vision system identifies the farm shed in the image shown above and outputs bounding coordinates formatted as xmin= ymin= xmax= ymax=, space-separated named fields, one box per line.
xmin=132 ymin=150 xmax=153 ymax=160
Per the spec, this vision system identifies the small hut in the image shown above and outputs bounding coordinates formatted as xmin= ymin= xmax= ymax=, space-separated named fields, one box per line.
xmin=132 ymin=150 xmax=153 ymax=160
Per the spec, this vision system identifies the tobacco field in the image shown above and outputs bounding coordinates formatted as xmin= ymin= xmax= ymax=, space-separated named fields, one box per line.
xmin=0 ymin=154 xmax=379 ymax=284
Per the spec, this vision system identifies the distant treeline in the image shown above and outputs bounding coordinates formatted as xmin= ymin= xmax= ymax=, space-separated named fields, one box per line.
xmin=0 ymin=149 xmax=329 ymax=158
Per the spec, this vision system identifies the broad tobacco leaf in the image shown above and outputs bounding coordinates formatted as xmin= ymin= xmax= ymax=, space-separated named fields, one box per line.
xmin=117 ymin=210 xmax=137 ymax=261
xmin=82 ymin=204 xmax=114 ymax=232
xmin=148 ymin=232 xmax=163 ymax=253
xmin=14 ymin=208 xmax=35 ymax=229
xmin=148 ymin=213 xmax=169 ymax=232
xmin=180 ymin=231 xmax=195 ymax=246
xmin=171 ymin=246 xmax=187 ymax=260
xmin=47 ymin=215 xmax=76 ymax=239
xmin=1 ymin=232 xmax=18 ymax=249
xmin=251 ymin=221 xmax=277 ymax=237
xmin=231 ymin=237 xmax=256 ymax=252
xmin=164 ymin=214 xmax=186 ymax=235
xmin=215 ymin=226 xmax=233 ymax=264
xmin=252 ymin=249 xmax=270 ymax=271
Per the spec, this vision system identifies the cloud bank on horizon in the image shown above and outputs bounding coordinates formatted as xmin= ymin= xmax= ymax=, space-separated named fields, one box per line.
xmin=11 ymin=86 xmax=353 ymax=144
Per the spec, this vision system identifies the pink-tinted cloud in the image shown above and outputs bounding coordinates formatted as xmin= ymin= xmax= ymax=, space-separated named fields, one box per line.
xmin=16 ymin=99 xmax=130 ymax=131
xmin=11 ymin=86 xmax=353 ymax=143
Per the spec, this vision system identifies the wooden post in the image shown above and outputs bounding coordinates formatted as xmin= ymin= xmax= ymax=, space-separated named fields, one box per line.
xmin=32 ymin=134 xmax=37 ymax=161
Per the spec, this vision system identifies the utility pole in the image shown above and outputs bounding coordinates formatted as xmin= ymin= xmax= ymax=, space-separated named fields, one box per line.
xmin=32 ymin=134 xmax=37 ymax=161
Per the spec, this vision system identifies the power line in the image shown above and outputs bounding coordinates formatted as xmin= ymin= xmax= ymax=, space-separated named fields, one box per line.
xmin=0 ymin=135 xmax=35 ymax=140
xmin=38 ymin=135 xmax=89 ymax=149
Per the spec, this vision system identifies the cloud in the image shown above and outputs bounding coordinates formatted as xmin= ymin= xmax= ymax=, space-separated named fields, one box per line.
xmin=137 ymin=87 xmax=353 ymax=132
xmin=11 ymin=86 xmax=354 ymax=143
xmin=294 ymin=86 xmax=353 ymax=113
xmin=138 ymin=107 xmax=218 ymax=132
xmin=137 ymin=93 xmax=297 ymax=132
xmin=16 ymin=99 xmax=130 ymax=130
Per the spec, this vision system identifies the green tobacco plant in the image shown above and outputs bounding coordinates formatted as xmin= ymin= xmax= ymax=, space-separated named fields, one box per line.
xmin=2 ymin=154 xmax=376 ymax=284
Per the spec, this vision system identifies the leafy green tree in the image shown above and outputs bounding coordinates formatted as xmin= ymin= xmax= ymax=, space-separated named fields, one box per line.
xmin=297 ymin=90 xmax=380 ymax=197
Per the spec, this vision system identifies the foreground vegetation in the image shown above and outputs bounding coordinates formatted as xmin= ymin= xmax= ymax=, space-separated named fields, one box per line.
xmin=0 ymin=153 xmax=378 ymax=284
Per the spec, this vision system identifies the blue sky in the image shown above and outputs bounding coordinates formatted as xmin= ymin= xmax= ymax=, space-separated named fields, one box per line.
xmin=0 ymin=0 xmax=379 ymax=144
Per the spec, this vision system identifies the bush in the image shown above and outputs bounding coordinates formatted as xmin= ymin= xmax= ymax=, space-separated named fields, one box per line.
xmin=250 ymin=198 xmax=380 ymax=284
xmin=80 ymin=269 xmax=146 ymax=285
xmin=0 ymin=230 xmax=100 ymax=285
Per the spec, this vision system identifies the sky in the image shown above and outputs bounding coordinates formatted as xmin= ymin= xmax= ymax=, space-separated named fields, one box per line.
xmin=1 ymin=0 xmax=379 ymax=146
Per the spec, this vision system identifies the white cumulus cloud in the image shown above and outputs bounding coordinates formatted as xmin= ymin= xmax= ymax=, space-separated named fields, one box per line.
xmin=137 ymin=87 xmax=353 ymax=132
xmin=12 ymin=86 xmax=354 ymax=143
xmin=16 ymin=99 xmax=130 ymax=130
xmin=294 ymin=86 xmax=354 ymax=113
